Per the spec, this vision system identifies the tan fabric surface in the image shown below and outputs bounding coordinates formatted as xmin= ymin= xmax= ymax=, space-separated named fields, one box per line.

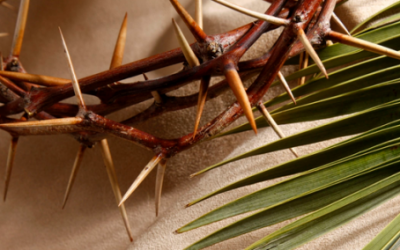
xmin=1 ymin=0 xmax=400 ymax=249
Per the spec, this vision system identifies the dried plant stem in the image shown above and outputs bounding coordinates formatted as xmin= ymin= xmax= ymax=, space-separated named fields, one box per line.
xmin=3 ymin=137 xmax=19 ymax=201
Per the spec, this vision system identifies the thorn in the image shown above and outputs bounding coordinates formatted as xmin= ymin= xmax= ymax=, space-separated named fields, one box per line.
xmin=195 ymin=0 xmax=203 ymax=29
xmin=328 ymin=30 xmax=400 ymax=60
xmin=224 ymin=65 xmax=257 ymax=134
xmin=326 ymin=40 xmax=334 ymax=46
xmin=297 ymin=28 xmax=328 ymax=79
xmin=257 ymin=103 xmax=298 ymax=158
xmin=277 ymin=71 xmax=296 ymax=104
xmin=58 ymin=27 xmax=87 ymax=111
xmin=155 ymin=159 xmax=167 ymax=217
xmin=119 ymin=154 xmax=164 ymax=206
xmin=99 ymin=139 xmax=133 ymax=242
xmin=62 ymin=144 xmax=86 ymax=209
xmin=143 ymin=74 xmax=163 ymax=104
xmin=297 ymin=52 xmax=309 ymax=85
xmin=172 ymin=18 xmax=200 ymax=68
xmin=193 ymin=75 xmax=211 ymax=139
xmin=3 ymin=137 xmax=18 ymax=201
xmin=110 ymin=13 xmax=128 ymax=70
xmin=0 ymin=71 xmax=70 ymax=87
xmin=0 ymin=117 xmax=83 ymax=135
xmin=10 ymin=0 xmax=29 ymax=57
xmin=0 ymin=33 xmax=8 ymax=38
xmin=0 ymin=1 xmax=16 ymax=11
xmin=331 ymin=12 xmax=350 ymax=36
xmin=169 ymin=0 xmax=207 ymax=43
xmin=212 ymin=0 xmax=289 ymax=26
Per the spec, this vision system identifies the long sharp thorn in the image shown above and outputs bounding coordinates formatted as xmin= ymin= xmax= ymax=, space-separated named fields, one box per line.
xmin=110 ymin=13 xmax=128 ymax=70
xmin=58 ymin=27 xmax=87 ymax=111
xmin=0 ymin=117 xmax=84 ymax=135
xmin=193 ymin=75 xmax=211 ymax=139
xmin=195 ymin=0 xmax=203 ymax=29
xmin=257 ymin=103 xmax=298 ymax=158
xmin=3 ymin=137 xmax=19 ymax=201
xmin=328 ymin=30 xmax=400 ymax=60
xmin=172 ymin=18 xmax=200 ymax=68
xmin=331 ymin=12 xmax=350 ymax=36
xmin=1 ymin=1 xmax=15 ymax=11
xmin=62 ymin=145 xmax=86 ymax=209
xmin=99 ymin=139 xmax=133 ymax=242
xmin=169 ymin=0 xmax=207 ymax=43
xmin=298 ymin=28 xmax=328 ymax=79
xmin=119 ymin=154 xmax=164 ymax=206
xmin=11 ymin=0 xmax=29 ymax=57
xmin=212 ymin=0 xmax=289 ymax=26
xmin=0 ymin=71 xmax=69 ymax=86
xmin=155 ymin=159 xmax=167 ymax=217
xmin=224 ymin=64 xmax=257 ymax=134
xmin=297 ymin=51 xmax=309 ymax=85
xmin=277 ymin=71 xmax=296 ymax=104
xmin=0 ymin=33 xmax=8 ymax=38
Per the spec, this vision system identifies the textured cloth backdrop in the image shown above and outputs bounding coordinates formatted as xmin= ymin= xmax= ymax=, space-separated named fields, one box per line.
xmin=1 ymin=0 xmax=399 ymax=249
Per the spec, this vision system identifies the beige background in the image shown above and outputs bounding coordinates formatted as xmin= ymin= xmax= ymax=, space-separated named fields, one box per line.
xmin=1 ymin=0 xmax=400 ymax=249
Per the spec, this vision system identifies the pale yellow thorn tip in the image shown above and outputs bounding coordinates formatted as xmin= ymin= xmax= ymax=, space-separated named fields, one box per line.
xmin=277 ymin=71 xmax=296 ymax=104
xmin=110 ymin=13 xmax=128 ymax=70
xmin=195 ymin=0 xmax=203 ymax=29
xmin=257 ymin=103 xmax=298 ymax=158
xmin=298 ymin=28 xmax=328 ymax=79
xmin=119 ymin=155 xmax=164 ymax=206
xmin=99 ymin=139 xmax=133 ymax=241
xmin=155 ymin=159 xmax=167 ymax=217
xmin=331 ymin=12 xmax=350 ymax=36
xmin=225 ymin=67 xmax=257 ymax=134
xmin=172 ymin=18 xmax=200 ymax=68
xmin=58 ymin=27 xmax=87 ymax=110
xmin=0 ymin=33 xmax=9 ymax=38
xmin=3 ymin=137 xmax=19 ymax=201
xmin=11 ymin=0 xmax=29 ymax=57
xmin=328 ymin=30 xmax=400 ymax=61
xmin=62 ymin=145 xmax=86 ymax=209
xmin=193 ymin=76 xmax=211 ymax=139
xmin=212 ymin=0 xmax=289 ymax=26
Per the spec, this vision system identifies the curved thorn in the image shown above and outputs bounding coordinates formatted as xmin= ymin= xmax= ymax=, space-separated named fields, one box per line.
xmin=169 ymin=0 xmax=207 ymax=43
xmin=0 ymin=71 xmax=69 ymax=87
xmin=110 ymin=13 xmax=128 ymax=70
xmin=99 ymin=139 xmax=133 ymax=242
xmin=298 ymin=28 xmax=328 ymax=79
xmin=331 ymin=12 xmax=350 ymax=36
xmin=119 ymin=154 xmax=164 ymax=206
xmin=58 ymin=27 xmax=87 ymax=111
xmin=155 ymin=159 xmax=167 ymax=217
xmin=327 ymin=30 xmax=400 ymax=60
xmin=212 ymin=0 xmax=289 ymax=26
xmin=3 ymin=137 xmax=19 ymax=201
xmin=193 ymin=75 xmax=211 ymax=139
xmin=224 ymin=64 xmax=257 ymax=134
xmin=195 ymin=0 xmax=203 ymax=29
xmin=172 ymin=18 xmax=200 ymax=68
xmin=62 ymin=144 xmax=86 ymax=209
xmin=277 ymin=71 xmax=296 ymax=104
xmin=257 ymin=103 xmax=298 ymax=158
xmin=11 ymin=0 xmax=29 ymax=57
